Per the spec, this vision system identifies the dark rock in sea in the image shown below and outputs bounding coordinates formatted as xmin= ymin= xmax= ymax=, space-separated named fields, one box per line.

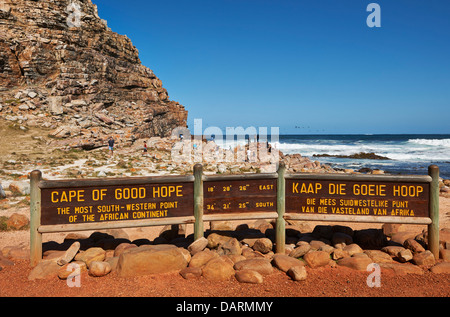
xmin=313 ymin=152 xmax=391 ymax=160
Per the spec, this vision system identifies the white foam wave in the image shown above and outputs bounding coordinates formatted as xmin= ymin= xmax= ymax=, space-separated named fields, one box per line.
xmin=272 ymin=140 xmax=450 ymax=162
xmin=408 ymin=139 xmax=450 ymax=147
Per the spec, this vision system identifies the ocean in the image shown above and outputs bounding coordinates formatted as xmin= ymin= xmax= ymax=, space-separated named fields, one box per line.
xmin=273 ymin=134 xmax=450 ymax=179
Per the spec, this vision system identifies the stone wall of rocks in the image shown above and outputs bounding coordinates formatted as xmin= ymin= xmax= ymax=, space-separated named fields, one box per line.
xmin=3 ymin=220 xmax=448 ymax=281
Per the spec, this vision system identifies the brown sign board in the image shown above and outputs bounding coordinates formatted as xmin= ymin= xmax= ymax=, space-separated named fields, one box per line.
xmin=40 ymin=182 xmax=194 ymax=226
xmin=286 ymin=179 xmax=430 ymax=219
xmin=203 ymin=178 xmax=277 ymax=214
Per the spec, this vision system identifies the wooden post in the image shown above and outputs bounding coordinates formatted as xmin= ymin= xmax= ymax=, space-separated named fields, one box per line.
xmin=30 ymin=170 xmax=42 ymax=267
xmin=428 ymin=165 xmax=440 ymax=259
xmin=193 ymin=164 xmax=204 ymax=240
xmin=276 ymin=162 xmax=286 ymax=254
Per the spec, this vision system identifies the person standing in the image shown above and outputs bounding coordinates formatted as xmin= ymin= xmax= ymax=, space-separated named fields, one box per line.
xmin=108 ymin=136 xmax=115 ymax=157
xmin=143 ymin=140 xmax=148 ymax=155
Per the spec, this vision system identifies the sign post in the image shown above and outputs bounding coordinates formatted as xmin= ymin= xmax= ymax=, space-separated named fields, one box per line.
xmin=428 ymin=165 xmax=440 ymax=259
xmin=30 ymin=170 xmax=42 ymax=267
xmin=193 ymin=164 xmax=204 ymax=240
xmin=276 ymin=163 xmax=286 ymax=254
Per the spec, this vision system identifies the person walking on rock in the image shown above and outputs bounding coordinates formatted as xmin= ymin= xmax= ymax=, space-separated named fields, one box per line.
xmin=143 ymin=141 xmax=148 ymax=156
xmin=108 ymin=136 xmax=115 ymax=157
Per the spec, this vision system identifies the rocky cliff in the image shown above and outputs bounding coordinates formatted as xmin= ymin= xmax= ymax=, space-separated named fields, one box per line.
xmin=0 ymin=0 xmax=188 ymax=148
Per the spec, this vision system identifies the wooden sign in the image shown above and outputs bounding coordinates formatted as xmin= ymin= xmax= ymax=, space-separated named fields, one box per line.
xmin=29 ymin=164 xmax=440 ymax=267
xmin=286 ymin=178 xmax=430 ymax=219
xmin=203 ymin=178 xmax=277 ymax=214
xmin=40 ymin=182 xmax=194 ymax=226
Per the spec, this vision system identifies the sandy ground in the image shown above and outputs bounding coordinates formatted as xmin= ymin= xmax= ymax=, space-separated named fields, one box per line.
xmin=1 ymin=260 xmax=449 ymax=298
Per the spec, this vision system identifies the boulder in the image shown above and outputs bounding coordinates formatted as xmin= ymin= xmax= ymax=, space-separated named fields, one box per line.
xmin=390 ymin=231 xmax=419 ymax=245
xmin=75 ymin=247 xmax=106 ymax=268
xmin=412 ymin=251 xmax=435 ymax=266
xmin=440 ymin=249 xmax=450 ymax=262
xmin=379 ymin=262 xmax=424 ymax=275
xmin=235 ymin=270 xmax=264 ymax=284
xmin=403 ymin=238 xmax=425 ymax=253
xmin=117 ymin=247 xmax=188 ymax=277
xmin=271 ymin=254 xmax=305 ymax=272
xmin=28 ymin=260 xmax=60 ymax=280
xmin=397 ymin=249 xmax=413 ymax=263
xmin=187 ymin=237 xmax=208 ymax=255
xmin=8 ymin=181 xmax=30 ymax=196
xmin=381 ymin=246 xmax=405 ymax=257
xmin=252 ymin=238 xmax=273 ymax=254
xmin=318 ymin=244 xmax=335 ymax=254
xmin=251 ymin=219 xmax=273 ymax=234
xmin=417 ymin=228 xmax=450 ymax=250
xmin=57 ymin=241 xmax=81 ymax=266
xmin=332 ymin=249 xmax=349 ymax=260
xmin=218 ymin=238 xmax=242 ymax=256
xmin=364 ymin=250 xmax=394 ymax=263
xmin=439 ymin=228 xmax=450 ymax=248
xmin=189 ymin=249 xmax=219 ymax=268
xmin=337 ymin=256 xmax=373 ymax=271
xmin=303 ymin=251 xmax=331 ymax=268
xmin=105 ymin=256 xmax=119 ymax=272
xmin=289 ymin=243 xmax=311 ymax=258
xmin=382 ymin=223 xmax=405 ymax=237
xmin=210 ymin=221 xmax=234 ymax=231
xmin=233 ymin=258 xmax=273 ymax=275
xmin=88 ymin=261 xmax=112 ymax=277
xmin=241 ymin=247 xmax=265 ymax=259
xmin=309 ymin=240 xmax=326 ymax=250
xmin=430 ymin=262 xmax=450 ymax=274
xmin=57 ymin=261 xmax=87 ymax=280
xmin=227 ymin=254 xmax=246 ymax=264
xmin=5 ymin=213 xmax=29 ymax=230
xmin=179 ymin=267 xmax=202 ymax=279
xmin=202 ymin=258 xmax=235 ymax=281
xmin=44 ymin=250 xmax=66 ymax=262
xmin=207 ymin=233 xmax=232 ymax=249
xmin=114 ymin=243 xmax=138 ymax=257
xmin=287 ymin=266 xmax=307 ymax=281
xmin=343 ymin=244 xmax=364 ymax=256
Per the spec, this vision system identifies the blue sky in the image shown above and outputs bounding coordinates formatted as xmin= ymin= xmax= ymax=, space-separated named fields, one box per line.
xmin=94 ymin=0 xmax=450 ymax=134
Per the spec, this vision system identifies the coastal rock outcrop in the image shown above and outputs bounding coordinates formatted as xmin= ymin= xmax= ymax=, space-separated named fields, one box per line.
xmin=0 ymin=0 xmax=187 ymax=146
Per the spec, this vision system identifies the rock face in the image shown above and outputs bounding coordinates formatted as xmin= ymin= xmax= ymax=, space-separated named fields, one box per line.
xmin=0 ymin=0 xmax=187 ymax=146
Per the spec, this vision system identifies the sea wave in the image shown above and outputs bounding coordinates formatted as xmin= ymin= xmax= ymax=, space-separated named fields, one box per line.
xmin=271 ymin=140 xmax=450 ymax=162
xmin=272 ymin=142 xmax=405 ymax=156
xmin=408 ymin=139 xmax=450 ymax=147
